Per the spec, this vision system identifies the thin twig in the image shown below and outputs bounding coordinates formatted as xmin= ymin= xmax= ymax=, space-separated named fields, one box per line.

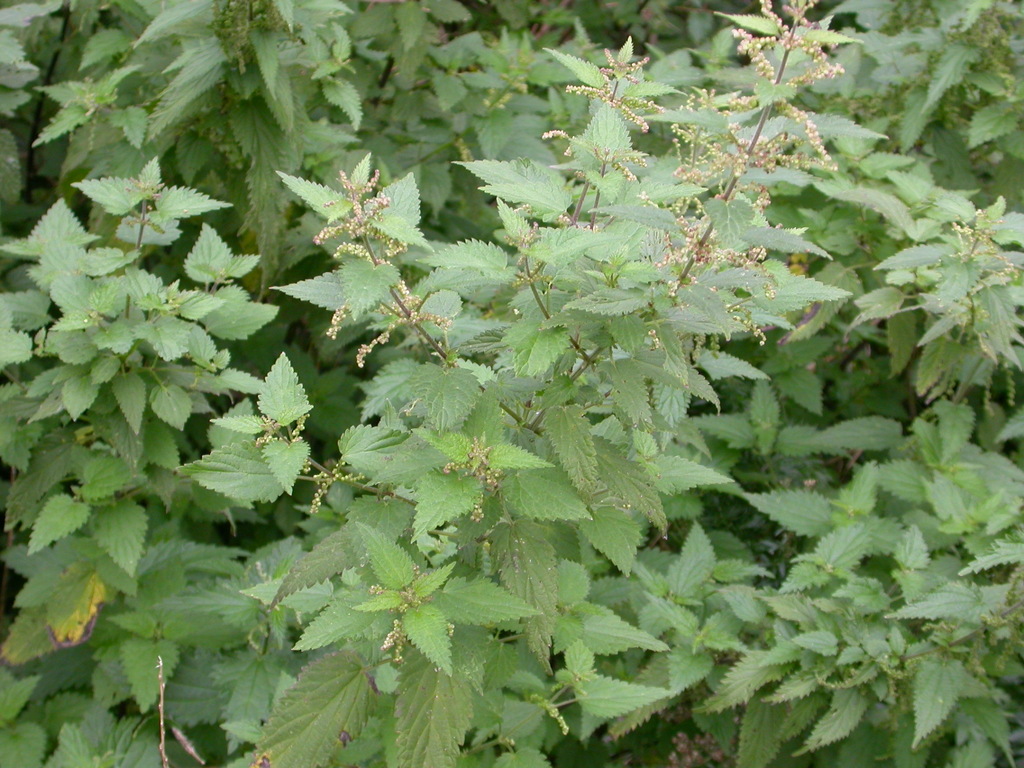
xmin=157 ymin=656 xmax=170 ymax=768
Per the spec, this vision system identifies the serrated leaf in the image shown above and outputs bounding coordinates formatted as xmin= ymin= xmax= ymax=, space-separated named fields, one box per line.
xmin=395 ymin=652 xmax=473 ymax=768
xmin=256 ymin=651 xmax=375 ymax=768
xmin=717 ymin=12 xmax=780 ymax=35
xmin=582 ymin=612 xmax=668 ymax=654
xmin=403 ymin=604 xmax=452 ymax=674
xmin=294 ymin=593 xmax=378 ymax=652
xmin=891 ymin=582 xmax=987 ymax=622
xmin=434 ymin=577 xmax=538 ymax=625
xmin=960 ymin=531 xmax=1024 ymax=575
xmin=181 ymin=441 xmax=286 ymax=502
xmin=579 ymin=507 xmax=642 ymax=574
xmin=357 ymin=523 xmax=416 ymax=590
xmin=279 ymin=173 xmax=350 ymax=225
xmin=111 ymin=372 xmax=146 ymax=434
xmin=121 ymin=638 xmax=178 ymax=712
xmin=801 ymin=688 xmax=869 ymax=753
xmin=72 ymin=176 xmax=140 ymax=215
xmin=322 ymin=79 xmax=362 ymax=130
xmin=545 ymin=405 xmax=598 ymax=490
xmin=667 ymin=522 xmax=716 ymax=597
xmin=0 ymin=329 xmax=32 ymax=366
xmin=261 ymin=439 xmax=310 ymax=494
xmin=578 ymin=676 xmax=672 ymax=718
xmin=29 ymin=494 xmax=90 ymax=553
xmin=276 ymin=527 xmax=360 ymax=604
xmin=546 ymin=49 xmax=605 ymax=87
xmin=913 ymin=659 xmax=967 ymax=748
xmin=150 ymin=383 xmax=192 ymax=429
xmin=258 ymin=353 xmax=312 ymax=426
xmin=458 ymin=159 xmax=571 ymax=220
xmin=273 ymin=271 xmax=347 ymax=310
xmin=93 ymin=500 xmax=147 ymax=576
xmin=503 ymin=469 xmax=589 ymax=521
xmin=504 ymin=321 xmax=569 ymax=376
xmin=738 ymin=697 xmax=786 ymax=768
xmin=745 ymin=489 xmax=832 ymax=536
xmin=410 ymin=364 xmax=480 ymax=432
xmin=340 ymin=259 xmax=400 ymax=319
xmin=153 ymin=186 xmax=230 ymax=222
xmin=494 ymin=521 xmax=558 ymax=664
xmin=413 ymin=472 xmax=481 ymax=538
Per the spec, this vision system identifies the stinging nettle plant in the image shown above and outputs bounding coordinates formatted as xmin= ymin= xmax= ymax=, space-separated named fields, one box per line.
xmin=177 ymin=3 xmax=942 ymax=767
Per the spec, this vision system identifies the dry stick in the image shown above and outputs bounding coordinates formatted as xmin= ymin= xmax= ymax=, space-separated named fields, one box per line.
xmin=157 ymin=656 xmax=170 ymax=768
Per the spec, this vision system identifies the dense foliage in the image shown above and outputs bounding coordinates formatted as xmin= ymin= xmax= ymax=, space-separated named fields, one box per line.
xmin=2 ymin=1 xmax=1024 ymax=767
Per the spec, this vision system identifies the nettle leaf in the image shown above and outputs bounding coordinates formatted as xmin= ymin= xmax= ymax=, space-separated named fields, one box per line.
xmin=182 ymin=441 xmax=285 ymax=502
xmin=395 ymin=651 xmax=473 ymax=768
xmin=274 ymin=271 xmax=347 ymax=310
xmin=503 ymin=469 xmax=589 ymax=521
xmin=93 ymin=500 xmax=147 ymax=576
xmin=275 ymin=526 xmax=360 ymax=604
xmin=890 ymin=582 xmax=988 ymax=622
xmin=357 ymin=524 xmax=417 ymax=590
xmin=258 ymin=354 xmax=312 ymax=426
xmin=256 ymin=651 xmax=376 ymax=768
xmin=111 ymin=372 xmax=146 ymax=434
xmin=261 ymin=439 xmax=310 ymax=494
xmin=340 ymin=260 xmax=400 ymax=319
xmin=374 ymin=173 xmax=429 ymax=248
xmin=738 ymin=697 xmax=787 ymax=768
xmin=150 ymin=383 xmax=192 ymax=429
xmin=745 ymin=489 xmax=832 ymax=536
xmin=579 ymin=507 xmax=642 ymax=574
xmin=961 ymin=530 xmax=1024 ymax=575
xmin=410 ymin=364 xmax=480 ymax=432
xmin=581 ymin=612 xmax=668 ymax=654
xmin=294 ymin=594 xmax=379 ymax=652
xmin=72 ymin=176 xmax=142 ymax=216
xmin=546 ymin=49 xmax=605 ymax=87
xmin=28 ymin=494 xmax=90 ymax=554
xmin=458 ymin=159 xmax=571 ymax=220
xmin=667 ymin=522 xmax=716 ymax=597
xmin=717 ymin=12 xmax=780 ymax=35
xmin=152 ymin=186 xmax=230 ymax=223
xmin=434 ymin=577 xmax=538 ymax=625
xmin=913 ymin=659 xmax=968 ymax=748
xmin=278 ymin=172 xmax=351 ymax=222
xmin=545 ymin=405 xmax=598 ymax=490
xmin=322 ymin=79 xmax=362 ymax=130
xmin=494 ymin=521 xmax=559 ymax=663
xmin=121 ymin=638 xmax=178 ymax=712
xmin=403 ymin=604 xmax=452 ymax=674
xmin=577 ymin=676 xmax=672 ymax=718
xmin=505 ymin=320 xmax=570 ymax=377
xmin=413 ymin=471 xmax=481 ymax=538
xmin=800 ymin=688 xmax=870 ymax=753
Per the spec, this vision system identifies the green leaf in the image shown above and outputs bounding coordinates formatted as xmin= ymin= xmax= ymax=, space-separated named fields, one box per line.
xmin=181 ymin=441 xmax=285 ymax=502
xmin=403 ymin=604 xmax=453 ymax=674
xmin=410 ymin=364 xmax=480 ymax=432
xmin=111 ymin=372 xmax=146 ymax=434
xmin=0 ymin=329 xmax=32 ymax=366
xmin=503 ymin=469 xmax=589 ymax=521
xmin=582 ymin=612 xmax=668 ymax=654
xmin=0 ymin=670 xmax=38 ymax=723
xmin=150 ymin=383 xmax=192 ymax=429
xmin=745 ymin=489 xmax=832 ymax=536
xmin=276 ymin=527 xmax=360 ymax=604
xmin=374 ymin=173 xmax=429 ymax=247
xmin=322 ymin=79 xmax=362 ymax=130
xmin=261 ymin=439 xmax=310 ymax=494
xmin=256 ymin=651 xmax=376 ymax=768
xmin=579 ymin=507 xmax=642 ymax=574
xmin=504 ymin=321 xmax=570 ymax=377
xmin=29 ymin=494 xmax=90 ymax=554
xmin=544 ymin=405 xmax=598 ymax=490
xmin=395 ymin=651 xmax=473 ymax=768
xmin=494 ymin=521 xmax=558 ymax=663
xmin=546 ymin=49 xmax=605 ymax=87
xmin=413 ymin=471 xmax=481 ymax=538
xmin=93 ymin=500 xmax=147 ymax=576
xmin=891 ymin=582 xmax=988 ymax=622
xmin=801 ymin=688 xmax=870 ymax=753
xmin=152 ymin=186 xmax=230 ymax=223
xmin=960 ymin=530 xmax=1024 ymax=575
xmin=913 ymin=659 xmax=967 ymax=748
xmin=72 ymin=175 xmax=140 ymax=215
xmin=278 ymin=173 xmax=350 ymax=222
xmin=706 ymin=197 xmax=756 ymax=251
xmin=667 ymin=523 xmax=716 ymax=597
xmin=294 ymin=594 xmax=378 ymax=652
xmin=717 ymin=12 xmax=780 ymax=35
xmin=737 ymin=697 xmax=786 ymax=768
xmin=120 ymin=637 xmax=178 ymax=712
xmin=273 ymin=272 xmax=347 ymax=311
xmin=340 ymin=260 xmax=400 ymax=319
xmin=435 ymin=577 xmax=538 ymax=625
xmin=577 ymin=676 xmax=672 ymax=718
xmin=258 ymin=354 xmax=312 ymax=426
xmin=458 ymin=159 xmax=571 ymax=220
xmin=357 ymin=523 xmax=417 ymax=590
xmin=494 ymin=748 xmax=552 ymax=768
xmin=924 ymin=44 xmax=979 ymax=110
xmin=81 ymin=456 xmax=132 ymax=502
